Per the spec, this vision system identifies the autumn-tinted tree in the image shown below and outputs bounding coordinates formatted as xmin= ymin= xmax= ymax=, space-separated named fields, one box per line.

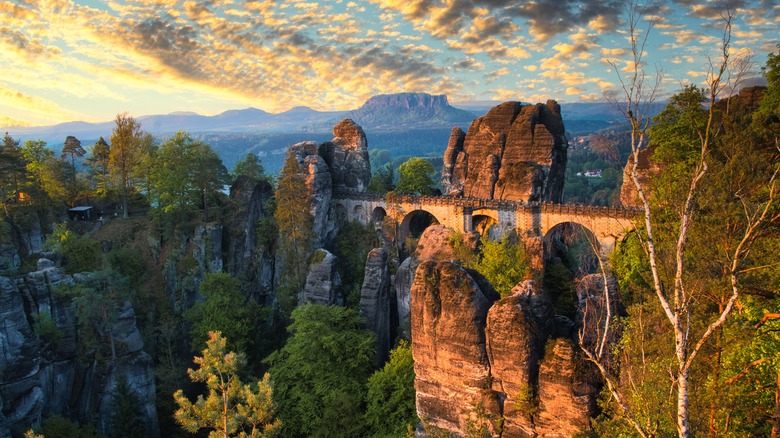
xmin=174 ymin=331 xmax=281 ymax=438
xmin=273 ymin=150 xmax=313 ymax=312
xmin=20 ymin=139 xmax=69 ymax=204
xmin=266 ymin=304 xmax=375 ymax=438
xmin=586 ymin=6 xmax=779 ymax=437
xmin=0 ymin=132 xmax=26 ymax=217
xmin=109 ymin=113 xmax=148 ymax=218
xmin=395 ymin=157 xmax=434 ymax=195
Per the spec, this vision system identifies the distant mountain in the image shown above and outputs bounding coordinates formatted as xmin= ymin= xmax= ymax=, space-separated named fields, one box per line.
xmin=343 ymin=93 xmax=477 ymax=131
xmin=2 ymin=93 xmax=659 ymax=144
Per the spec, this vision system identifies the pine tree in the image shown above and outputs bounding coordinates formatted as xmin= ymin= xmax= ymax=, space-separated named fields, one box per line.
xmin=174 ymin=331 xmax=281 ymax=438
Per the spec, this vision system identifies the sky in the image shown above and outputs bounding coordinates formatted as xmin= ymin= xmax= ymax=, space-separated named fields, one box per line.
xmin=1 ymin=0 xmax=778 ymax=127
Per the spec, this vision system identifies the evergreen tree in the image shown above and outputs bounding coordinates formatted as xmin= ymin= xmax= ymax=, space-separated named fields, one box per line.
xmin=62 ymin=135 xmax=86 ymax=185
xmin=108 ymin=375 xmax=146 ymax=438
xmin=174 ymin=331 xmax=281 ymax=438
xmin=186 ymin=272 xmax=253 ymax=353
xmin=265 ymin=304 xmax=375 ymax=438
xmin=87 ymin=137 xmax=111 ymax=196
xmin=365 ymin=341 xmax=418 ymax=438
xmin=0 ymin=132 xmax=26 ymax=217
xmin=232 ymin=153 xmax=269 ymax=183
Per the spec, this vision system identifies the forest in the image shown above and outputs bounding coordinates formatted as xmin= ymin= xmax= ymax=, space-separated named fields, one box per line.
xmin=0 ymin=28 xmax=779 ymax=438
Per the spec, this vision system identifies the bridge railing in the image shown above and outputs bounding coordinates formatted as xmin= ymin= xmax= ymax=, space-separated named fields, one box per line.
xmin=331 ymin=190 xmax=641 ymax=218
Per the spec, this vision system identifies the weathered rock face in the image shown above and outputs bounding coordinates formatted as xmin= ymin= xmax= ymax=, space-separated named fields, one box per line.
xmin=323 ymin=119 xmax=371 ymax=193
xmin=286 ymin=119 xmax=372 ymax=247
xmin=291 ymin=141 xmax=335 ymax=247
xmin=226 ymin=177 xmax=276 ymax=303
xmin=360 ymin=248 xmax=392 ymax=365
xmin=441 ymin=101 xmax=568 ymax=202
xmin=485 ymin=294 xmax=542 ymax=437
xmin=395 ymin=225 xmax=479 ymax=340
xmin=302 ymin=249 xmax=341 ymax=305
xmin=411 ymin=260 xmax=500 ymax=435
xmin=536 ymin=338 xmax=597 ymax=436
xmin=0 ymin=262 xmax=159 ymax=436
xmin=619 ymin=144 xmax=660 ymax=207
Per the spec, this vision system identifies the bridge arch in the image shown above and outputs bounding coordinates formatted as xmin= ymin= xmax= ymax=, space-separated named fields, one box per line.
xmin=542 ymin=222 xmax=600 ymax=275
xmin=353 ymin=205 xmax=366 ymax=223
xmin=399 ymin=209 xmax=440 ymax=242
xmin=371 ymin=206 xmax=387 ymax=224
xmin=333 ymin=203 xmax=347 ymax=223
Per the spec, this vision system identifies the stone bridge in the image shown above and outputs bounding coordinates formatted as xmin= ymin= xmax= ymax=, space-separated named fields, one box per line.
xmin=331 ymin=192 xmax=640 ymax=255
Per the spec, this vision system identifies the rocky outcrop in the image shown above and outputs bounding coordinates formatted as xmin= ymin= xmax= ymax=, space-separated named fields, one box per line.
xmin=411 ymin=260 xmax=500 ymax=436
xmin=226 ymin=177 xmax=276 ymax=303
xmin=619 ymin=144 xmax=660 ymax=207
xmin=323 ymin=119 xmax=371 ymax=193
xmin=441 ymin=101 xmax=568 ymax=202
xmin=302 ymin=249 xmax=341 ymax=305
xmin=0 ymin=260 xmax=159 ymax=436
xmin=285 ymin=119 xmax=372 ymax=248
xmin=395 ymin=225 xmax=479 ymax=340
xmin=485 ymin=294 xmax=542 ymax=437
xmin=360 ymin=248 xmax=392 ymax=365
xmin=536 ymin=338 xmax=597 ymax=436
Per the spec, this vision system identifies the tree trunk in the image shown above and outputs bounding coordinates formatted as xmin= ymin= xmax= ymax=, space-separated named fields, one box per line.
xmin=773 ymin=369 xmax=780 ymax=438
xmin=122 ymin=189 xmax=129 ymax=219
xmin=677 ymin=365 xmax=690 ymax=438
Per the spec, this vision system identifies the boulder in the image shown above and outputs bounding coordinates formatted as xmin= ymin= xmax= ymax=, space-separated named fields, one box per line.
xmin=359 ymin=248 xmax=391 ymax=365
xmin=441 ymin=101 xmax=568 ymax=202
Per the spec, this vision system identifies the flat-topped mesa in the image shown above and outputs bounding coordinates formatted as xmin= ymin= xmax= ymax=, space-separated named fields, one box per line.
xmin=441 ymin=100 xmax=568 ymax=203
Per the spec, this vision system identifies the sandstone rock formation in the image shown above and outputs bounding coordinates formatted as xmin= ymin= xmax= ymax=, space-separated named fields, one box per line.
xmin=360 ymin=248 xmax=392 ymax=365
xmin=0 ymin=260 xmax=159 ymax=436
xmin=285 ymin=119 xmax=372 ymax=247
xmin=619 ymin=144 xmax=660 ymax=207
xmin=345 ymin=93 xmax=475 ymax=130
xmin=226 ymin=177 xmax=276 ymax=303
xmin=302 ymin=249 xmax=341 ymax=305
xmin=395 ymin=225 xmax=479 ymax=340
xmin=441 ymin=101 xmax=568 ymax=202
xmin=485 ymin=294 xmax=542 ymax=437
xmin=411 ymin=260 xmax=500 ymax=435
xmin=535 ymin=338 xmax=597 ymax=436
xmin=323 ymin=119 xmax=371 ymax=193
xmin=408 ymin=227 xmax=607 ymax=437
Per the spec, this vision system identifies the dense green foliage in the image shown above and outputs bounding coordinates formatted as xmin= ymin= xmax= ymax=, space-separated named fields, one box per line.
xmin=233 ymin=152 xmax=270 ymax=184
xmin=150 ymin=131 xmax=228 ymax=219
xmin=174 ymin=331 xmax=281 ymax=438
xmin=472 ymin=235 xmax=530 ymax=297
xmin=108 ymin=375 xmax=146 ymax=438
xmin=45 ymin=223 xmax=101 ymax=274
xmin=333 ymin=221 xmax=380 ymax=307
xmin=396 ymin=157 xmax=435 ymax=195
xmin=266 ymin=304 xmax=375 ymax=438
xmin=186 ymin=272 xmax=254 ymax=353
xmin=365 ymin=341 xmax=418 ymax=438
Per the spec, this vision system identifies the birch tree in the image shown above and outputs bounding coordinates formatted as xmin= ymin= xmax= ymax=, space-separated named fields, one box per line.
xmin=580 ymin=4 xmax=779 ymax=437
